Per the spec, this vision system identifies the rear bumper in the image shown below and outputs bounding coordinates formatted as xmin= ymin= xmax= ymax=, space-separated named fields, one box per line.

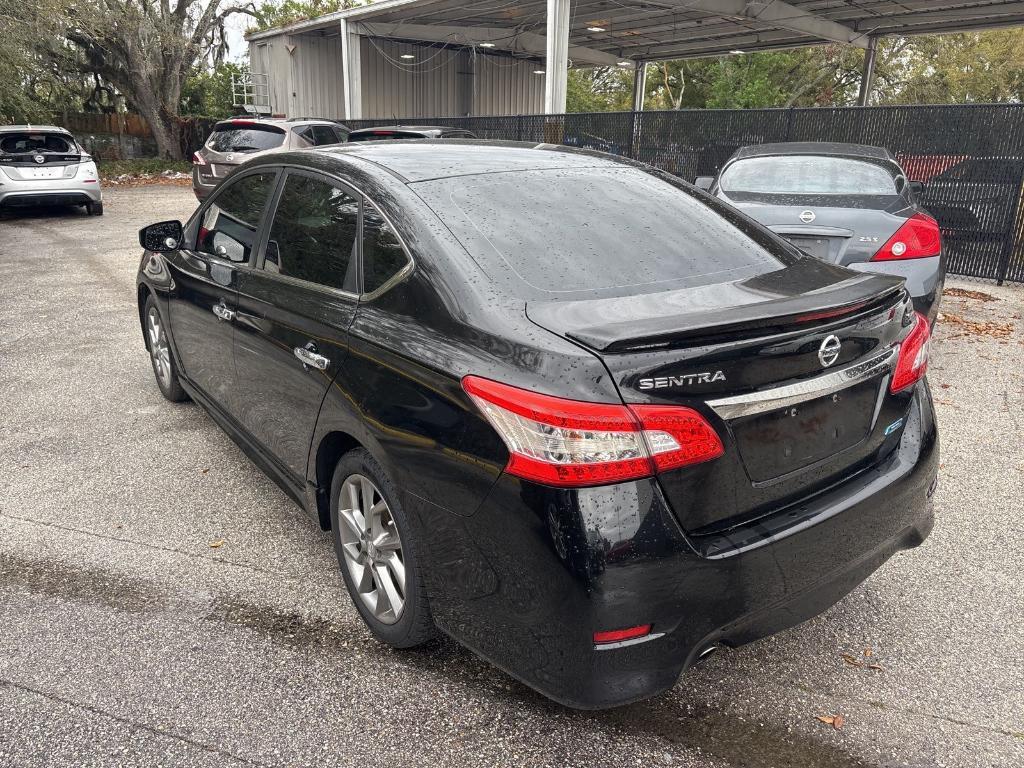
xmin=846 ymin=255 xmax=944 ymax=324
xmin=0 ymin=185 xmax=101 ymax=209
xmin=408 ymin=384 xmax=938 ymax=709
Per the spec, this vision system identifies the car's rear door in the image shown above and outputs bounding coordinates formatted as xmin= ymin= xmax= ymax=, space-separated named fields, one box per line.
xmin=233 ymin=169 xmax=359 ymax=484
xmin=166 ymin=169 xmax=278 ymax=413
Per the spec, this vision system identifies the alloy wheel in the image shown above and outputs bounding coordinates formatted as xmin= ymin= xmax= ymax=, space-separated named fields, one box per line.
xmin=337 ymin=474 xmax=406 ymax=624
xmin=147 ymin=307 xmax=172 ymax=389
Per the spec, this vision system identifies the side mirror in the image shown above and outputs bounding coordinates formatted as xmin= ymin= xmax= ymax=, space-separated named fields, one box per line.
xmin=908 ymin=180 xmax=925 ymax=196
xmin=694 ymin=176 xmax=715 ymax=191
xmin=139 ymin=220 xmax=184 ymax=252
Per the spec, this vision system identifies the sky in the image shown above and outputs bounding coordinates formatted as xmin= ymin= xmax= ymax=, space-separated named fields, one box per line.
xmin=224 ymin=12 xmax=250 ymax=63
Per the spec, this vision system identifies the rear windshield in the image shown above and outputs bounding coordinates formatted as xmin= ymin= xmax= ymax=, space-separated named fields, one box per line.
xmin=720 ymin=156 xmax=899 ymax=195
xmin=0 ymin=132 xmax=76 ymax=154
xmin=414 ymin=167 xmax=793 ymax=297
xmin=347 ymin=130 xmax=427 ymax=142
xmin=208 ymin=123 xmax=286 ymax=153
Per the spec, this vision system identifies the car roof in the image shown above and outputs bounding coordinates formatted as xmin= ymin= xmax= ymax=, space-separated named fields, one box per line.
xmin=732 ymin=142 xmax=895 ymax=162
xmin=214 ymin=117 xmax=336 ymax=129
xmin=348 ymin=125 xmax=468 ymax=135
xmin=0 ymin=125 xmax=72 ymax=134
xmin=312 ymin=140 xmax=632 ymax=183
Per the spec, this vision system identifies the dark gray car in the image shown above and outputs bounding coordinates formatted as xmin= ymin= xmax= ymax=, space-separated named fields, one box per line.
xmin=697 ymin=142 xmax=945 ymax=323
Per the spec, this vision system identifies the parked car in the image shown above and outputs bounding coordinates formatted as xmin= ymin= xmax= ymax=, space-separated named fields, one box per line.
xmin=191 ymin=117 xmax=349 ymax=200
xmin=696 ymin=142 xmax=945 ymax=324
xmin=346 ymin=125 xmax=477 ymax=142
xmin=0 ymin=125 xmax=103 ymax=215
xmin=137 ymin=141 xmax=937 ymax=709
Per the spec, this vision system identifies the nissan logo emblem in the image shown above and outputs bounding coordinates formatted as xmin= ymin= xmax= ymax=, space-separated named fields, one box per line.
xmin=799 ymin=210 xmax=816 ymax=223
xmin=818 ymin=335 xmax=841 ymax=368
xmin=33 ymin=154 xmax=45 ymax=164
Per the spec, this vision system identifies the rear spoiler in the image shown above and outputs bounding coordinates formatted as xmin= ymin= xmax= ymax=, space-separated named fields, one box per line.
xmin=533 ymin=272 xmax=906 ymax=353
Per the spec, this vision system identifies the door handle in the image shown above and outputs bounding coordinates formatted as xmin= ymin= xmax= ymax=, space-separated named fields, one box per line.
xmin=294 ymin=343 xmax=330 ymax=371
xmin=212 ymin=302 xmax=236 ymax=322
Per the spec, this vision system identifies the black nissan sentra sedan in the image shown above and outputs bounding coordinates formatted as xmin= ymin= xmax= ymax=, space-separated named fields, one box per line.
xmin=136 ymin=141 xmax=937 ymax=709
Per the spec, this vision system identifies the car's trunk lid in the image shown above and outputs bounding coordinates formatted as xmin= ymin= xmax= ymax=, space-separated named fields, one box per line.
xmin=722 ymin=192 xmax=910 ymax=267
xmin=526 ymin=259 xmax=910 ymax=532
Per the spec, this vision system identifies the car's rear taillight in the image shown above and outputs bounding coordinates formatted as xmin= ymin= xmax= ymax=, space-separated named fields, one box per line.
xmin=191 ymin=152 xmax=206 ymax=165
xmin=461 ymin=376 xmax=723 ymax=487
xmin=891 ymin=312 xmax=930 ymax=393
xmin=872 ymin=213 xmax=941 ymax=261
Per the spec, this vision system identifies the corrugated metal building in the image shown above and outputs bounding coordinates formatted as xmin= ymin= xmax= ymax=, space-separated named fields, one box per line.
xmin=248 ymin=26 xmax=545 ymax=120
xmin=247 ymin=0 xmax=1024 ymax=122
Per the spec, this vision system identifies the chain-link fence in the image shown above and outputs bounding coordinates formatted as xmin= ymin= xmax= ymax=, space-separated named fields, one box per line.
xmin=343 ymin=105 xmax=1024 ymax=284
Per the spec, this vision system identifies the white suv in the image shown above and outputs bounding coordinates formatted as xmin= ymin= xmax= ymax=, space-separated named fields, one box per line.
xmin=0 ymin=125 xmax=103 ymax=215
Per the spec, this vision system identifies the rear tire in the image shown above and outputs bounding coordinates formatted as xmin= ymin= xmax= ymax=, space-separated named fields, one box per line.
xmin=87 ymin=201 xmax=103 ymax=216
xmin=330 ymin=449 xmax=436 ymax=648
xmin=143 ymin=296 xmax=187 ymax=403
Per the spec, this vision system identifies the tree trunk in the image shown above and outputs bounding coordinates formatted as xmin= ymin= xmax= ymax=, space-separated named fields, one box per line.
xmin=138 ymin=103 xmax=183 ymax=160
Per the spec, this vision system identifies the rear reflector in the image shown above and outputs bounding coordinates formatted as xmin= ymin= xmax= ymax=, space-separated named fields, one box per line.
xmin=594 ymin=624 xmax=652 ymax=644
xmin=462 ymin=376 xmax=723 ymax=487
xmin=890 ymin=312 xmax=930 ymax=393
xmin=872 ymin=213 xmax=941 ymax=261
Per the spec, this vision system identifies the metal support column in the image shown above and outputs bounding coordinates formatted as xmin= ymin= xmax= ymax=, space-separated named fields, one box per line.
xmin=857 ymin=36 xmax=878 ymax=107
xmin=632 ymin=61 xmax=647 ymax=112
xmin=340 ymin=18 xmax=363 ymax=120
xmin=544 ymin=0 xmax=570 ymax=114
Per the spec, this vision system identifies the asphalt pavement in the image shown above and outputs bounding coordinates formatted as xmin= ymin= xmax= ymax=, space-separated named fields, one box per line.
xmin=0 ymin=186 xmax=1022 ymax=767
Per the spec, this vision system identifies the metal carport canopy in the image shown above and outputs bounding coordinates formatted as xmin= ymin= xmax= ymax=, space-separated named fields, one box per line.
xmin=246 ymin=1 xmax=1024 ymax=116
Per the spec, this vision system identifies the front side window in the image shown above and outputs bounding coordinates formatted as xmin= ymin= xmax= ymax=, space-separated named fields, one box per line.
xmin=263 ymin=173 xmax=359 ymax=292
xmin=720 ymin=156 xmax=899 ymax=195
xmin=197 ymin=172 xmax=277 ymax=262
xmin=362 ymin=203 xmax=410 ymax=294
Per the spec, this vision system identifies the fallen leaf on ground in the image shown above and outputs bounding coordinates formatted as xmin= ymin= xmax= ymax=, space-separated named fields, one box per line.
xmin=841 ymin=653 xmax=863 ymax=667
xmin=208 ymin=539 xmax=225 ymax=548
xmin=940 ymin=312 xmax=1015 ymax=338
xmin=816 ymin=714 xmax=845 ymax=730
xmin=940 ymin=383 xmax=951 ymax=389
xmin=943 ymin=287 xmax=998 ymax=302
xmin=201 ymin=468 xmax=210 ymax=474
xmin=868 ymin=664 xmax=884 ymax=671
xmin=863 ymin=648 xmax=873 ymax=657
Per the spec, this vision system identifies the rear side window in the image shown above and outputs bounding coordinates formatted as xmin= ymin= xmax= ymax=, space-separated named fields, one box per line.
xmin=197 ymin=172 xmax=277 ymax=262
xmin=0 ymin=132 xmax=75 ymax=154
xmin=207 ymin=123 xmax=286 ymax=153
xmin=263 ymin=174 xmax=359 ymax=292
xmin=310 ymin=125 xmax=341 ymax=146
xmin=362 ymin=204 xmax=410 ymax=293
xmin=414 ymin=167 xmax=791 ymax=296
xmin=720 ymin=156 xmax=899 ymax=195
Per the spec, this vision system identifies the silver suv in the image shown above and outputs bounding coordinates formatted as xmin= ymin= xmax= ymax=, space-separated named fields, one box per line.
xmin=191 ymin=117 xmax=349 ymax=200
xmin=0 ymin=125 xmax=103 ymax=215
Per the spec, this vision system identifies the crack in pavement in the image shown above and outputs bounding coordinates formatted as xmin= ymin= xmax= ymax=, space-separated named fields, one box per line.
xmin=0 ymin=677 xmax=274 ymax=767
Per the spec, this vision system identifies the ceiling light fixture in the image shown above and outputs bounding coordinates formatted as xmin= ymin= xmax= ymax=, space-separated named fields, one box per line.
xmin=587 ymin=26 xmax=606 ymax=32
xmin=617 ymin=60 xmax=631 ymax=67
xmin=400 ymin=53 xmax=415 ymax=60
xmin=533 ymin=69 xmax=545 ymax=75
xmin=729 ymin=49 xmax=744 ymax=55
xmin=478 ymin=42 xmax=496 ymax=48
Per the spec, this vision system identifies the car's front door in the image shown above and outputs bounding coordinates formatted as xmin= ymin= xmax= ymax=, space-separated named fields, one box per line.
xmin=233 ymin=169 xmax=359 ymax=484
xmin=165 ymin=170 xmax=278 ymax=414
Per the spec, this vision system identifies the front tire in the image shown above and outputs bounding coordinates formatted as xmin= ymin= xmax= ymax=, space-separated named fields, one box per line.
xmin=143 ymin=296 xmax=187 ymax=402
xmin=330 ymin=449 xmax=436 ymax=648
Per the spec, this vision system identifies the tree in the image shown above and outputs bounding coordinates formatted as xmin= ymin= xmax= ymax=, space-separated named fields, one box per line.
xmin=182 ymin=61 xmax=246 ymax=118
xmin=1 ymin=1 xmax=260 ymax=158
xmin=251 ymin=0 xmax=362 ymax=33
